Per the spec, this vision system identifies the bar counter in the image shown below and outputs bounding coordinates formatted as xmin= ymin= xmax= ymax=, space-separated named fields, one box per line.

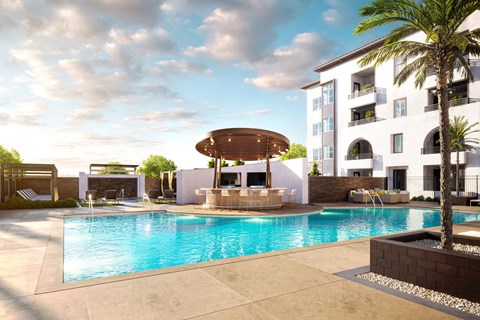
xmin=202 ymin=188 xmax=285 ymax=210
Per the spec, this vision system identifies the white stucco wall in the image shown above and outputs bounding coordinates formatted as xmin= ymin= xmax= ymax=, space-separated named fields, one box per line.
xmin=176 ymin=158 xmax=309 ymax=205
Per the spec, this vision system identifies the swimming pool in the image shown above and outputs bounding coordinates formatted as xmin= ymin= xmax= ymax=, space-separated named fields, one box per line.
xmin=63 ymin=208 xmax=480 ymax=282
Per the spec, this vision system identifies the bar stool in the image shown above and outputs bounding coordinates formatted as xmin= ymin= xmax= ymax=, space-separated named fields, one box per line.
xmin=239 ymin=189 xmax=249 ymax=211
xmin=220 ymin=189 xmax=232 ymax=209
xmin=259 ymin=189 xmax=269 ymax=208
xmin=277 ymin=189 xmax=285 ymax=207
xmin=194 ymin=189 xmax=206 ymax=209
xmin=285 ymin=189 xmax=297 ymax=208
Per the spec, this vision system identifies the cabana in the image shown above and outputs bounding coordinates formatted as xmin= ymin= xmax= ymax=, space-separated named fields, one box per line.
xmin=195 ymin=128 xmax=290 ymax=188
xmin=0 ymin=163 xmax=59 ymax=202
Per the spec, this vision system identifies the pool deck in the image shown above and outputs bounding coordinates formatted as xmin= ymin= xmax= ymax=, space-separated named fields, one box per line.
xmin=1 ymin=201 xmax=479 ymax=319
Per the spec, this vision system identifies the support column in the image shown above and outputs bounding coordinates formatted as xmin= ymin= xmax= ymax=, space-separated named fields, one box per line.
xmin=213 ymin=151 xmax=218 ymax=188
xmin=0 ymin=163 xmax=4 ymax=203
xmin=266 ymin=155 xmax=271 ymax=188
xmin=217 ymin=157 xmax=223 ymax=188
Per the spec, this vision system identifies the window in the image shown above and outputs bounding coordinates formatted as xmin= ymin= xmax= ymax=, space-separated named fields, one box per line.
xmin=312 ymin=97 xmax=321 ymax=111
xmin=394 ymin=56 xmax=406 ymax=79
xmin=323 ymin=145 xmax=333 ymax=159
xmin=322 ymin=82 xmax=334 ymax=105
xmin=221 ymin=173 xmax=241 ymax=187
xmin=394 ymin=98 xmax=406 ymax=118
xmin=247 ymin=172 xmax=267 ymax=187
xmin=312 ymin=122 xmax=322 ymax=136
xmin=393 ymin=134 xmax=403 ymax=153
xmin=323 ymin=117 xmax=333 ymax=132
xmin=313 ymin=148 xmax=322 ymax=161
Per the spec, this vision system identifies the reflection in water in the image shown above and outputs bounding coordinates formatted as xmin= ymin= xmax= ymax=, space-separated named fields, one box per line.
xmin=64 ymin=208 xmax=480 ymax=282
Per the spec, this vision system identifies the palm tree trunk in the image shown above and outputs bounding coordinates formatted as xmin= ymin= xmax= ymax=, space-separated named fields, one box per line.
xmin=456 ymin=151 xmax=460 ymax=197
xmin=438 ymin=77 xmax=453 ymax=250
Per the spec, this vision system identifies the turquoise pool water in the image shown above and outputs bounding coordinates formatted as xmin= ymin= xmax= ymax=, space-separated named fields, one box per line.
xmin=63 ymin=208 xmax=480 ymax=282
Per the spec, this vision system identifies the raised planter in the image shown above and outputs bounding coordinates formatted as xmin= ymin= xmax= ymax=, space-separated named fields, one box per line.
xmin=370 ymin=231 xmax=480 ymax=302
xmin=451 ymin=195 xmax=477 ymax=206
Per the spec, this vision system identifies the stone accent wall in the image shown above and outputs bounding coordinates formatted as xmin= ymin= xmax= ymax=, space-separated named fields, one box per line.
xmin=58 ymin=177 xmax=78 ymax=199
xmin=309 ymin=176 xmax=386 ymax=203
xmin=371 ymin=231 xmax=480 ymax=302
xmin=88 ymin=178 xmax=137 ymax=198
xmin=145 ymin=178 xmax=160 ymax=192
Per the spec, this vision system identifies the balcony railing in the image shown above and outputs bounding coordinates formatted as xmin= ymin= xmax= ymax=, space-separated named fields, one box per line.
xmin=348 ymin=86 xmax=375 ymax=100
xmin=345 ymin=152 xmax=374 ymax=160
xmin=421 ymin=146 xmax=466 ymax=154
xmin=348 ymin=117 xmax=385 ymax=127
xmin=424 ymin=98 xmax=480 ymax=112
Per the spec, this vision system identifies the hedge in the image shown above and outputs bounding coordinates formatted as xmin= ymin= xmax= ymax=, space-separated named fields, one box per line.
xmin=0 ymin=197 xmax=79 ymax=210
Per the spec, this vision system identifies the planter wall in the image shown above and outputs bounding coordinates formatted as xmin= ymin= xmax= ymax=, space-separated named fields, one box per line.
xmin=370 ymin=231 xmax=480 ymax=302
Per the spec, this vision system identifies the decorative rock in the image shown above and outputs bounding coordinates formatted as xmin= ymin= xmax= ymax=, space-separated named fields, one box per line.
xmin=357 ymin=272 xmax=480 ymax=316
xmin=408 ymin=239 xmax=480 ymax=257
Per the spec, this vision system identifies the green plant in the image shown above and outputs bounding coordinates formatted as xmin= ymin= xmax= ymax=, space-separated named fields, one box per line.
xmin=355 ymin=0 xmax=480 ymax=250
xmin=425 ymin=196 xmax=433 ymax=202
xmin=417 ymin=195 xmax=425 ymax=201
xmin=0 ymin=197 xmax=78 ymax=210
xmin=362 ymin=83 xmax=374 ymax=90
xmin=279 ymin=143 xmax=307 ymax=161
xmin=349 ymin=147 xmax=359 ymax=157
xmin=138 ymin=155 xmax=177 ymax=178
xmin=309 ymin=161 xmax=321 ymax=176
xmin=365 ymin=110 xmax=375 ymax=119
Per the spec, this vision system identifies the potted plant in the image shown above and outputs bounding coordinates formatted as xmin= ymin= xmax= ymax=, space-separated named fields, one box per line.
xmin=349 ymin=147 xmax=360 ymax=160
xmin=362 ymin=83 xmax=374 ymax=91
xmin=365 ymin=110 xmax=375 ymax=121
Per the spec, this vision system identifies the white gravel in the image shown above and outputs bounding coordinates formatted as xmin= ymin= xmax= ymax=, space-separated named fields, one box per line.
xmin=409 ymin=239 xmax=480 ymax=257
xmin=357 ymin=272 xmax=480 ymax=316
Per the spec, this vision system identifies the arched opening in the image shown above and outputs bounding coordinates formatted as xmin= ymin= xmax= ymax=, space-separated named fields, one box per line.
xmin=347 ymin=138 xmax=373 ymax=160
xmin=422 ymin=127 xmax=440 ymax=154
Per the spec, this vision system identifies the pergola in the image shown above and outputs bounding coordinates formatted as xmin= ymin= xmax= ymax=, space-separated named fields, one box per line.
xmin=0 ymin=163 xmax=59 ymax=202
xmin=89 ymin=163 xmax=139 ymax=174
xmin=195 ymin=128 xmax=290 ymax=188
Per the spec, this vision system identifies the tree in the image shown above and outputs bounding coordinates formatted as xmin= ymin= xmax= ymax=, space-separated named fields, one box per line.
xmin=207 ymin=158 xmax=229 ymax=168
xmin=138 ymin=155 xmax=177 ymax=178
xmin=0 ymin=145 xmax=22 ymax=164
xmin=99 ymin=161 xmax=129 ymax=174
xmin=450 ymin=116 xmax=480 ymax=196
xmin=354 ymin=0 xmax=480 ymax=249
xmin=309 ymin=161 xmax=321 ymax=176
xmin=233 ymin=160 xmax=245 ymax=166
xmin=279 ymin=143 xmax=307 ymax=161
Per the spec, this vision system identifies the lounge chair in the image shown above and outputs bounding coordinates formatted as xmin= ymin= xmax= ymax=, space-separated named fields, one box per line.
xmin=16 ymin=188 xmax=52 ymax=201
xmin=398 ymin=191 xmax=410 ymax=203
xmin=147 ymin=189 xmax=160 ymax=199
xmin=103 ymin=190 xmax=118 ymax=203
xmin=380 ymin=193 xmax=399 ymax=204
xmin=163 ymin=189 xmax=175 ymax=201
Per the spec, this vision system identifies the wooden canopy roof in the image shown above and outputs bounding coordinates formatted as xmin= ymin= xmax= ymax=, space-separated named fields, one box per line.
xmin=195 ymin=128 xmax=290 ymax=161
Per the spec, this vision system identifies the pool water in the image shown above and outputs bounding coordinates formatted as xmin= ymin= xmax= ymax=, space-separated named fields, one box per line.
xmin=63 ymin=208 xmax=480 ymax=282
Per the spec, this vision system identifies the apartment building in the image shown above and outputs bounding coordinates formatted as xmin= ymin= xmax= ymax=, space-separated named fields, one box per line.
xmin=302 ymin=11 xmax=480 ymax=195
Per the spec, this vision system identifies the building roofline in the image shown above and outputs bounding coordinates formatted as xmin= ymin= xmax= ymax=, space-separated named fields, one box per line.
xmin=300 ymin=79 xmax=321 ymax=90
xmin=313 ymin=36 xmax=386 ymax=73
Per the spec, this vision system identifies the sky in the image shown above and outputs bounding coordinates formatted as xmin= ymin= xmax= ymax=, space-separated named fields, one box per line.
xmin=0 ymin=0 xmax=390 ymax=176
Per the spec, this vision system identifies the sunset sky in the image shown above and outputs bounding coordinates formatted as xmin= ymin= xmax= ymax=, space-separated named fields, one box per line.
xmin=0 ymin=0 xmax=389 ymax=176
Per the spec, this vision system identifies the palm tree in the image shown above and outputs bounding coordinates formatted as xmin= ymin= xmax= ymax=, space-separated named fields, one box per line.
xmin=354 ymin=0 xmax=480 ymax=249
xmin=450 ymin=115 xmax=480 ymax=196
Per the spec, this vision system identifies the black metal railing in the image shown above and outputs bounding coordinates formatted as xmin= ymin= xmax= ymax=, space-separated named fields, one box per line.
xmin=348 ymin=117 xmax=385 ymax=127
xmin=424 ymin=98 xmax=480 ymax=112
xmin=345 ymin=152 xmax=375 ymax=160
xmin=421 ymin=147 xmax=467 ymax=154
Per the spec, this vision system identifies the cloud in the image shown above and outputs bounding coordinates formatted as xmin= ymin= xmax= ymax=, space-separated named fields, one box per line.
xmin=185 ymin=1 xmax=309 ymax=63
xmin=67 ymin=108 xmax=105 ymax=123
xmin=244 ymin=33 xmax=333 ymax=91
xmin=152 ymin=60 xmax=212 ymax=75
xmin=0 ymin=112 xmax=43 ymax=126
xmin=135 ymin=107 xmax=203 ymax=126
xmin=322 ymin=0 xmax=359 ymax=26
xmin=108 ymin=28 xmax=176 ymax=54
xmin=285 ymin=95 xmax=298 ymax=101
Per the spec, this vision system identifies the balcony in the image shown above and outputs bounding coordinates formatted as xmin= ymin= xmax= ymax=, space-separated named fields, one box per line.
xmin=424 ymin=98 xmax=480 ymax=112
xmin=343 ymin=153 xmax=378 ymax=169
xmin=348 ymin=117 xmax=385 ymax=127
xmin=421 ymin=147 xmax=466 ymax=165
xmin=348 ymin=87 xmax=378 ymax=108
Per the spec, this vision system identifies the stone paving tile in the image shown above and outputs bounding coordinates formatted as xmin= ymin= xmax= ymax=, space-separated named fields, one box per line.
xmin=0 ymin=288 xmax=88 ymax=320
xmin=202 ymin=255 xmax=340 ymax=301
xmin=0 ymin=247 xmax=46 ymax=268
xmin=189 ymin=303 xmax=278 ymax=320
xmin=0 ymin=264 xmax=42 ymax=299
xmin=255 ymin=280 xmax=457 ymax=320
xmin=284 ymin=244 xmax=370 ymax=274
xmin=85 ymin=269 xmax=249 ymax=320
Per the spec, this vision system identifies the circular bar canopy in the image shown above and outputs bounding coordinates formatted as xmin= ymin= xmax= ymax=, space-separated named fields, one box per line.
xmin=195 ymin=128 xmax=290 ymax=161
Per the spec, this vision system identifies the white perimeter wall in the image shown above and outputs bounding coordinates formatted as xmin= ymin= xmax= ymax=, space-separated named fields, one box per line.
xmin=176 ymin=158 xmax=309 ymax=204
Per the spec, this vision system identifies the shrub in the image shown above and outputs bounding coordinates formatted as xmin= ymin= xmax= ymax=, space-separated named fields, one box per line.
xmin=417 ymin=195 xmax=425 ymax=201
xmin=411 ymin=196 xmax=418 ymax=201
xmin=425 ymin=196 xmax=433 ymax=202
xmin=0 ymin=197 xmax=79 ymax=210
